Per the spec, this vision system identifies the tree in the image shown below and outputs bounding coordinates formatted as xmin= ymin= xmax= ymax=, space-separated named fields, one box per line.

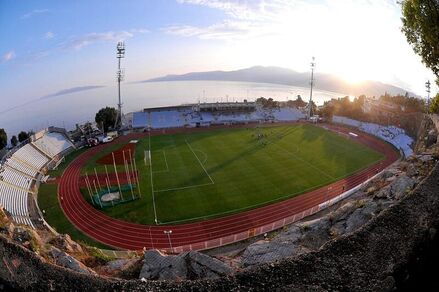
xmin=10 ymin=135 xmax=18 ymax=147
xmin=319 ymin=102 xmax=335 ymax=120
xmin=431 ymin=93 xmax=439 ymax=113
xmin=0 ymin=129 xmax=7 ymax=150
xmin=18 ymin=131 xmax=29 ymax=142
xmin=95 ymin=107 xmax=117 ymax=132
xmin=401 ymin=0 xmax=439 ymax=81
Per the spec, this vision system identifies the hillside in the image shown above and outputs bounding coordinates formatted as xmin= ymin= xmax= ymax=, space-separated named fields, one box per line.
xmin=142 ymin=66 xmax=414 ymax=97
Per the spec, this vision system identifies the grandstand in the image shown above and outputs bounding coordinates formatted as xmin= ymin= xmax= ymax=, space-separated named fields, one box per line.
xmin=0 ymin=128 xmax=74 ymax=228
xmin=131 ymin=103 xmax=307 ymax=129
xmin=333 ymin=116 xmax=414 ymax=157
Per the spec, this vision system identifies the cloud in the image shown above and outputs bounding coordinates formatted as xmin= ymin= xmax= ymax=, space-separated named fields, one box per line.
xmin=44 ymin=31 xmax=55 ymax=39
xmin=130 ymin=28 xmax=150 ymax=34
xmin=60 ymin=30 xmax=135 ymax=50
xmin=0 ymin=85 xmax=106 ymax=114
xmin=20 ymin=9 xmax=49 ymax=19
xmin=164 ymin=20 xmax=262 ymax=40
xmin=40 ymin=85 xmax=105 ymax=99
xmin=2 ymin=51 xmax=15 ymax=63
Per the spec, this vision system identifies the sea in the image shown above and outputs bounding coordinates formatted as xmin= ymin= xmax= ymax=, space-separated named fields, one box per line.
xmin=0 ymin=80 xmax=345 ymax=138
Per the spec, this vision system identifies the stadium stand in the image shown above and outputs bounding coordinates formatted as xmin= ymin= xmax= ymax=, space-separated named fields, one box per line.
xmin=0 ymin=129 xmax=74 ymax=228
xmin=13 ymin=144 xmax=49 ymax=170
xmin=0 ymin=182 xmax=34 ymax=227
xmin=131 ymin=104 xmax=306 ymax=129
xmin=132 ymin=112 xmax=148 ymax=128
xmin=333 ymin=116 xmax=414 ymax=156
xmin=273 ymin=108 xmax=306 ymax=121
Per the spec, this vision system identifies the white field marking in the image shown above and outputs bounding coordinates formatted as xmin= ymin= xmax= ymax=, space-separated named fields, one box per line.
xmin=154 ymin=182 xmax=214 ymax=193
xmin=185 ymin=140 xmax=215 ymax=184
xmin=148 ymin=132 xmax=158 ymax=224
xmin=194 ymin=149 xmax=208 ymax=164
xmin=152 ymin=150 xmax=170 ymax=173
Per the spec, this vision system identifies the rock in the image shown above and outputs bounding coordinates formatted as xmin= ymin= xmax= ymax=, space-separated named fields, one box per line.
xmin=12 ymin=226 xmax=43 ymax=251
xmin=329 ymin=221 xmax=346 ymax=238
xmin=298 ymin=217 xmax=331 ymax=250
xmin=12 ymin=226 xmax=32 ymax=242
xmin=381 ymin=169 xmax=397 ymax=179
xmin=185 ymin=250 xmax=233 ymax=278
xmin=48 ymin=246 xmax=96 ymax=275
xmin=51 ymin=234 xmax=83 ymax=254
xmin=426 ymin=131 xmax=437 ymax=147
xmin=417 ymin=154 xmax=433 ymax=162
xmin=240 ymin=240 xmax=303 ymax=267
xmin=99 ymin=258 xmax=140 ymax=277
xmin=329 ymin=201 xmax=357 ymax=222
xmin=345 ymin=200 xmax=378 ymax=233
xmin=241 ymin=226 xmax=303 ymax=267
xmin=374 ymin=186 xmax=391 ymax=199
xmin=139 ymin=250 xmax=232 ymax=280
xmin=406 ymin=164 xmax=418 ymax=177
xmin=389 ymin=175 xmax=415 ymax=200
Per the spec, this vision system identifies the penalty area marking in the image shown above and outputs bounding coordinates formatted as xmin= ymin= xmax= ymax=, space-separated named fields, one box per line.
xmin=185 ymin=140 xmax=214 ymax=184
xmin=152 ymin=150 xmax=170 ymax=173
xmin=152 ymin=141 xmax=215 ymax=193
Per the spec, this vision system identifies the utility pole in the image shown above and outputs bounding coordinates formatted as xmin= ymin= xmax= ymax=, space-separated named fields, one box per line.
xmin=115 ymin=42 xmax=125 ymax=129
xmin=308 ymin=57 xmax=316 ymax=119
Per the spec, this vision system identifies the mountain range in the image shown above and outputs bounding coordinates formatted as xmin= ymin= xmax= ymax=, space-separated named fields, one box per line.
xmin=141 ymin=66 xmax=414 ymax=98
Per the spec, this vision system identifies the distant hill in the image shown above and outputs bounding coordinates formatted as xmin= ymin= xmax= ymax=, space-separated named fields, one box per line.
xmin=141 ymin=66 xmax=414 ymax=97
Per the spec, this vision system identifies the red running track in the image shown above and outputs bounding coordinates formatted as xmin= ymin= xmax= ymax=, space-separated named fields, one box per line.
xmin=57 ymin=124 xmax=399 ymax=251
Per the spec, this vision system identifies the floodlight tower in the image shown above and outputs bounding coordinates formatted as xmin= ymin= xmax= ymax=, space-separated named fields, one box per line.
xmin=426 ymin=80 xmax=431 ymax=111
xmin=308 ymin=57 xmax=316 ymax=119
xmin=116 ymin=42 xmax=125 ymax=129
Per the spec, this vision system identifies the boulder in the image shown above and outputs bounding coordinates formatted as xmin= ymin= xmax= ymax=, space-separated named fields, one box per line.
xmin=406 ymin=164 xmax=418 ymax=177
xmin=240 ymin=240 xmax=302 ymax=267
xmin=12 ymin=226 xmax=43 ymax=251
xmin=241 ymin=226 xmax=303 ymax=267
xmin=139 ymin=250 xmax=232 ymax=281
xmin=51 ymin=234 xmax=83 ymax=254
xmin=329 ymin=201 xmax=357 ymax=222
xmin=49 ymin=246 xmax=96 ymax=275
xmin=99 ymin=258 xmax=140 ymax=277
xmin=298 ymin=217 xmax=331 ymax=250
xmin=389 ymin=175 xmax=415 ymax=200
xmin=345 ymin=200 xmax=378 ymax=233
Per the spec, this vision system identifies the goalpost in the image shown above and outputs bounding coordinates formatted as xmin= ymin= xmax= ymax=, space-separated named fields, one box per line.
xmin=144 ymin=150 xmax=151 ymax=166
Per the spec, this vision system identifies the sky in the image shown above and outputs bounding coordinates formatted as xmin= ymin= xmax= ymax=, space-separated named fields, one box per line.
xmin=0 ymin=0 xmax=438 ymax=112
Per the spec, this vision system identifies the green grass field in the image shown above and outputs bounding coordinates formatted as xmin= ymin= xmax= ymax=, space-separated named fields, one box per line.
xmin=81 ymin=124 xmax=384 ymax=225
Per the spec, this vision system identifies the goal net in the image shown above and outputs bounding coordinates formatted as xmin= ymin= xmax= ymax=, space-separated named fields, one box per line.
xmin=144 ymin=150 xmax=151 ymax=165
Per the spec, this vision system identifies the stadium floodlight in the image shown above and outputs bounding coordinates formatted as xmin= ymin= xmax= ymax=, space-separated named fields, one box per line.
xmin=115 ymin=42 xmax=126 ymax=129
xmin=426 ymin=80 xmax=431 ymax=109
xmin=164 ymin=230 xmax=173 ymax=250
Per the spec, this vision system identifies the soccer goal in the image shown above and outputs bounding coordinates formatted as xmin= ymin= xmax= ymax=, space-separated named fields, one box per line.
xmin=144 ymin=150 xmax=151 ymax=165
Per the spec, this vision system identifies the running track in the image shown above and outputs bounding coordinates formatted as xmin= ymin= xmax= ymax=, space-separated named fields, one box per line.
xmin=58 ymin=124 xmax=399 ymax=251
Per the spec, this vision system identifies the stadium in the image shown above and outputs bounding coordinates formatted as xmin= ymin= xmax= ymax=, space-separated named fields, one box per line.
xmin=1 ymin=1 xmax=439 ymax=290
xmin=1 ymin=100 xmax=410 ymax=252
xmin=1 ymin=79 xmax=439 ymax=291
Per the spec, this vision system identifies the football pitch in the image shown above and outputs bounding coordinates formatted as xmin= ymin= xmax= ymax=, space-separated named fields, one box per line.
xmin=81 ymin=124 xmax=384 ymax=225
